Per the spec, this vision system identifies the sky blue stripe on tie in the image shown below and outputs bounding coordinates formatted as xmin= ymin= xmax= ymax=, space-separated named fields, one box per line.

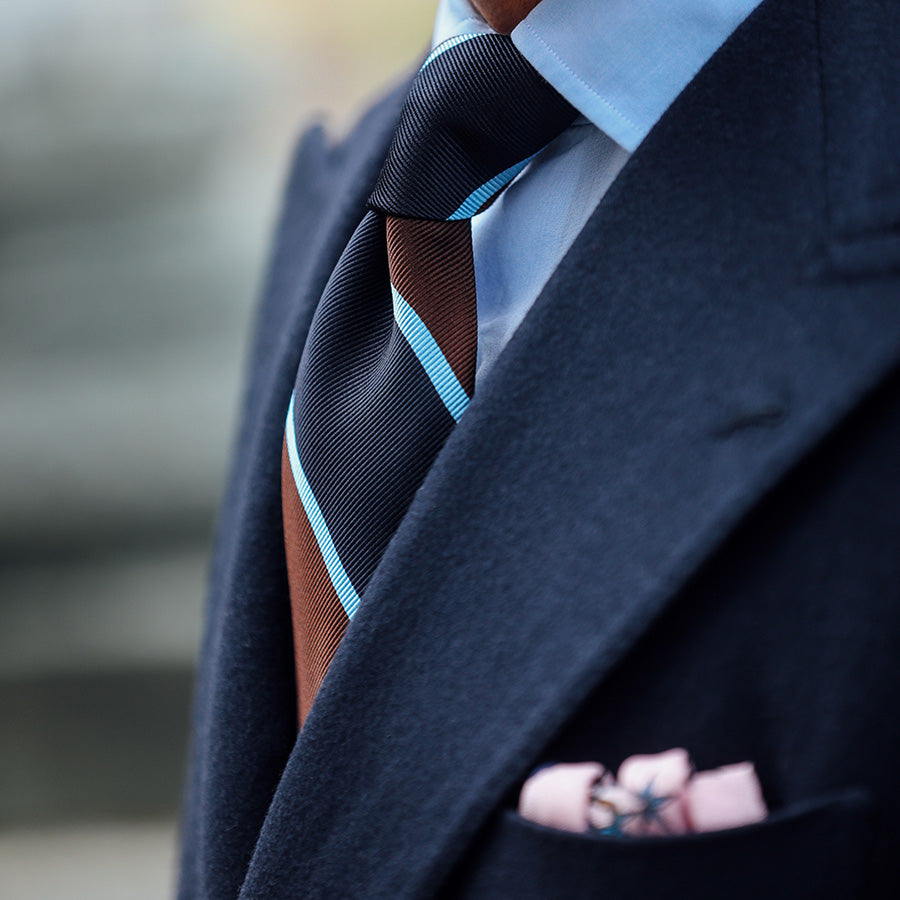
xmin=391 ymin=285 xmax=469 ymax=423
xmin=285 ymin=395 xmax=362 ymax=619
xmin=447 ymin=153 xmax=538 ymax=220
xmin=421 ymin=33 xmax=481 ymax=70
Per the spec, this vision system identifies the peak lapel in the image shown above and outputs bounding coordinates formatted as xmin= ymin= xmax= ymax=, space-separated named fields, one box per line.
xmin=182 ymin=84 xmax=408 ymax=899
xmin=240 ymin=2 xmax=900 ymax=897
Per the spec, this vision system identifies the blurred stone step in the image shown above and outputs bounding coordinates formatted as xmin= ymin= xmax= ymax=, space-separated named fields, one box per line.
xmin=0 ymin=820 xmax=177 ymax=900
xmin=1 ymin=666 xmax=194 ymax=826
xmin=0 ymin=545 xmax=205 ymax=825
xmin=0 ymin=343 xmax=241 ymax=557
xmin=0 ymin=544 xmax=206 ymax=676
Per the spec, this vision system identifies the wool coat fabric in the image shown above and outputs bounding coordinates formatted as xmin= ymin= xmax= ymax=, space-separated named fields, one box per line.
xmin=178 ymin=0 xmax=900 ymax=897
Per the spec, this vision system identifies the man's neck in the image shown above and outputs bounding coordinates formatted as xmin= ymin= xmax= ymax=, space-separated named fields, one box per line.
xmin=470 ymin=0 xmax=543 ymax=34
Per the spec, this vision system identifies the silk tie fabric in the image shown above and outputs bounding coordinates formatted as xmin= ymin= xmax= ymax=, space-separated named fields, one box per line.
xmin=282 ymin=33 xmax=577 ymax=724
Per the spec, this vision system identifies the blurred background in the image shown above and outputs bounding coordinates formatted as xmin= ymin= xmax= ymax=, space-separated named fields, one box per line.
xmin=0 ymin=0 xmax=433 ymax=896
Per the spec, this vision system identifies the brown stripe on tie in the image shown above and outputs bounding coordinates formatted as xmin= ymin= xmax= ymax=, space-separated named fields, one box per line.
xmin=386 ymin=216 xmax=478 ymax=396
xmin=281 ymin=440 xmax=350 ymax=724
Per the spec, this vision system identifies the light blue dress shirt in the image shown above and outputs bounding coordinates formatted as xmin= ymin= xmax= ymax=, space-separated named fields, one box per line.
xmin=431 ymin=0 xmax=764 ymax=381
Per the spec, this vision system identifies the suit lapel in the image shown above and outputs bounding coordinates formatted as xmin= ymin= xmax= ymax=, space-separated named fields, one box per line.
xmin=240 ymin=1 xmax=900 ymax=896
xmin=184 ymin=83 xmax=409 ymax=899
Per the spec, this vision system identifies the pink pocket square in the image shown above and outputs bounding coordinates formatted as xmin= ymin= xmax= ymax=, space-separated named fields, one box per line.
xmin=518 ymin=748 xmax=767 ymax=837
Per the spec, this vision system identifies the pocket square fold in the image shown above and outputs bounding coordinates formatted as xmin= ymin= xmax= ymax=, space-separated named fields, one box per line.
xmin=518 ymin=748 xmax=767 ymax=837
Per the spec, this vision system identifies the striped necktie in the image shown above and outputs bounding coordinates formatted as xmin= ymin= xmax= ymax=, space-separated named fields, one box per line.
xmin=281 ymin=33 xmax=577 ymax=724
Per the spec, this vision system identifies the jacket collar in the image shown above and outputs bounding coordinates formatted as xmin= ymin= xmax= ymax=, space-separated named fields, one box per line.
xmin=239 ymin=1 xmax=900 ymax=895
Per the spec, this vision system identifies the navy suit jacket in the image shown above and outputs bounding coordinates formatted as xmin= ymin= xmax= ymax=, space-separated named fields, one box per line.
xmin=178 ymin=1 xmax=900 ymax=897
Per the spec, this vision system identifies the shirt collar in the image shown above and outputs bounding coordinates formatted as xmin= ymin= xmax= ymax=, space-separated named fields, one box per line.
xmin=433 ymin=0 xmax=765 ymax=153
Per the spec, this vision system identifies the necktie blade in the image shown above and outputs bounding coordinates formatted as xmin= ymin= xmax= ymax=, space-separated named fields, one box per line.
xmin=282 ymin=33 xmax=577 ymax=725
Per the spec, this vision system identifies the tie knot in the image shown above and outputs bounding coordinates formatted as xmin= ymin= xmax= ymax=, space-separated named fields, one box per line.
xmin=368 ymin=33 xmax=577 ymax=222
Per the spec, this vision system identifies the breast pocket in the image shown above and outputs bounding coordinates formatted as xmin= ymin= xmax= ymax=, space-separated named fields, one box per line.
xmin=443 ymin=789 xmax=874 ymax=900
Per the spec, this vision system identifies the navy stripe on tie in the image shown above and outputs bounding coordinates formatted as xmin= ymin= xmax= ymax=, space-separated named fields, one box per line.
xmin=296 ymin=329 xmax=456 ymax=593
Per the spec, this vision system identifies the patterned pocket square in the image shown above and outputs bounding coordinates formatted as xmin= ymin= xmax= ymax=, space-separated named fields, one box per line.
xmin=518 ymin=748 xmax=767 ymax=837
